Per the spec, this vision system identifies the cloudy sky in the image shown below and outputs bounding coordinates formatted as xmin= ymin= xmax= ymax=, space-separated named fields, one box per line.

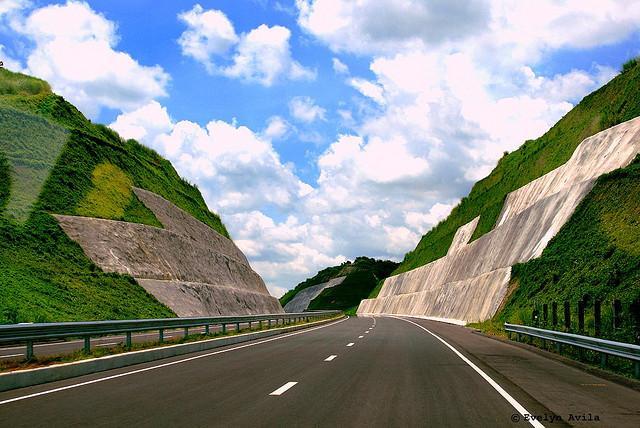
xmin=1 ymin=1 xmax=639 ymax=297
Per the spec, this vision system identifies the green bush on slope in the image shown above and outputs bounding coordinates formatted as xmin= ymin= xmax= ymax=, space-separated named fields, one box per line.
xmin=494 ymin=156 xmax=640 ymax=341
xmin=281 ymin=257 xmax=398 ymax=311
xmin=0 ymin=153 xmax=9 ymax=212
xmin=396 ymin=65 xmax=640 ymax=274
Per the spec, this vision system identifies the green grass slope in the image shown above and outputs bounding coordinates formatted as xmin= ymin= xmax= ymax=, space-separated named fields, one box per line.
xmin=280 ymin=257 xmax=398 ymax=313
xmin=395 ymin=62 xmax=640 ymax=275
xmin=492 ymin=155 xmax=640 ymax=342
xmin=0 ymin=69 xmax=231 ymax=323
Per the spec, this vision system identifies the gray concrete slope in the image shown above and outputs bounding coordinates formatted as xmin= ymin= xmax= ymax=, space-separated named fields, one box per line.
xmin=1 ymin=317 xmax=638 ymax=427
xmin=283 ymin=276 xmax=346 ymax=313
xmin=55 ymin=189 xmax=282 ymax=316
xmin=360 ymin=117 xmax=640 ymax=322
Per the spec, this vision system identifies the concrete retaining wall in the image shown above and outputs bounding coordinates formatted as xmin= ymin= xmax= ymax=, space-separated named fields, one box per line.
xmin=55 ymin=189 xmax=283 ymax=316
xmin=359 ymin=117 xmax=640 ymax=323
xmin=283 ymin=276 xmax=346 ymax=313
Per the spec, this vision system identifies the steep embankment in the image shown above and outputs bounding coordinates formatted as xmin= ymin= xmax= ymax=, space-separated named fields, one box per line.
xmin=360 ymin=60 xmax=640 ymax=323
xmin=0 ymin=69 xmax=278 ymax=323
xmin=395 ymin=62 xmax=640 ymax=275
xmin=496 ymin=155 xmax=640 ymax=334
xmin=281 ymin=257 xmax=397 ymax=313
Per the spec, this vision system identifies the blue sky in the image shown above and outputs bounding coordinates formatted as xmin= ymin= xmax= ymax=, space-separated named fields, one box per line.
xmin=1 ymin=0 xmax=639 ymax=296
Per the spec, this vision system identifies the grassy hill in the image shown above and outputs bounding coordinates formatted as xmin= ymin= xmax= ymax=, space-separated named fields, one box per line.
xmin=280 ymin=257 xmax=398 ymax=313
xmin=492 ymin=155 xmax=640 ymax=342
xmin=395 ymin=61 xmax=640 ymax=275
xmin=0 ymin=69 xmax=230 ymax=324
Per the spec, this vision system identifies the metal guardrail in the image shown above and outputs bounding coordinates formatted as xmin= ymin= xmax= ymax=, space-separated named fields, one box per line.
xmin=0 ymin=311 xmax=342 ymax=359
xmin=505 ymin=323 xmax=640 ymax=378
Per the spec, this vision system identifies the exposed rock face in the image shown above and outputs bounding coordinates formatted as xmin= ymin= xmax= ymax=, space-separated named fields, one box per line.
xmin=283 ymin=276 xmax=346 ymax=313
xmin=359 ymin=117 xmax=640 ymax=323
xmin=55 ymin=188 xmax=283 ymax=316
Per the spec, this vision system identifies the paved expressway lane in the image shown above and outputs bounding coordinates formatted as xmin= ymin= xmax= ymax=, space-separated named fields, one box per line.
xmin=0 ymin=316 xmax=638 ymax=427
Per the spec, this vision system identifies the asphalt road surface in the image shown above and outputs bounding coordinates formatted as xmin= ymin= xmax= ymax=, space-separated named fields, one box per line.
xmin=1 ymin=316 xmax=638 ymax=427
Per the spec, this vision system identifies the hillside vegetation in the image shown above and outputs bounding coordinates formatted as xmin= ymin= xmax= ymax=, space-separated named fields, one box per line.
xmin=494 ymin=155 xmax=640 ymax=341
xmin=395 ymin=63 xmax=640 ymax=274
xmin=0 ymin=69 xmax=230 ymax=323
xmin=280 ymin=257 xmax=398 ymax=312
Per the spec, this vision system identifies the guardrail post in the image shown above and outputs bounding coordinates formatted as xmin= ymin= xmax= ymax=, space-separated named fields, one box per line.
xmin=595 ymin=300 xmax=601 ymax=337
xmin=564 ymin=301 xmax=571 ymax=331
xmin=249 ymin=322 xmax=252 ymax=330
xmin=555 ymin=342 xmax=562 ymax=354
xmin=259 ymin=320 xmax=263 ymax=329
xmin=205 ymin=325 xmax=210 ymax=335
xmin=235 ymin=322 xmax=240 ymax=332
xmin=578 ymin=300 xmax=585 ymax=333
xmin=222 ymin=323 xmax=226 ymax=334
xmin=543 ymin=304 xmax=548 ymax=326
xmin=159 ymin=329 xmax=164 ymax=343
xmin=600 ymin=353 xmax=607 ymax=368
xmin=631 ymin=298 xmax=640 ymax=345
xmin=613 ymin=299 xmax=622 ymax=330
xmin=83 ymin=336 xmax=91 ymax=354
xmin=184 ymin=327 xmax=189 ymax=337
xmin=125 ymin=332 xmax=132 ymax=349
xmin=552 ymin=302 xmax=558 ymax=327
xmin=26 ymin=340 xmax=34 ymax=360
xmin=268 ymin=319 xmax=272 ymax=328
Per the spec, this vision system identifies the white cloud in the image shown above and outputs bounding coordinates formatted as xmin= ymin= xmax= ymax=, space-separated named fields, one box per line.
xmin=348 ymin=78 xmax=385 ymax=105
xmin=110 ymin=101 xmax=172 ymax=143
xmin=289 ymin=96 xmax=326 ymax=122
xmin=0 ymin=0 xmax=28 ymax=17
xmin=296 ymin=0 xmax=490 ymax=55
xmin=13 ymin=1 xmax=169 ymax=118
xmin=177 ymin=4 xmax=238 ymax=70
xmin=262 ymin=116 xmax=291 ymax=140
xmin=332 ymin=57 xmax=348 ymax=74
xmin=178 ymin=6 xmax=315 ymax=86
xmin=111 ymin=105 xmax=313 ymax=213
xmin=0 ymin=45 xmax=22 ymax=71
xmin=223 ymin=24 xmax=315 ymax=86
xmin=266 ymin=284 xmax=288 ymax=299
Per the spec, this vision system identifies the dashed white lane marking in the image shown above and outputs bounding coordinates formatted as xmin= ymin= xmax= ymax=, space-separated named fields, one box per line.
xmin=390 ymin=316 xmax=544 ymax=428
xmin=365 ymin=331 xmax=369 ymax=334
xmin=358 ymin=335 xmax=364 ymax=338
xmin=269 ymin=382 xmax=298 ymax=396
xmin=324 ymin=355 xmax=337 ymax=361
xmin=0 ymin=354 xmax=23 ymax=359
xmin=96 ymin=343 xmax=119 ymax=347
xmin=0 ymin=316 xmax=349 ymax=406
xmin=347 ymin=343 xmax=354 ymax=347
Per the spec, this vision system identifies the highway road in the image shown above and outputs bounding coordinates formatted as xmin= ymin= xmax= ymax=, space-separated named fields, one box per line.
xmin=1 ymin=316 xmax=638 ymax=427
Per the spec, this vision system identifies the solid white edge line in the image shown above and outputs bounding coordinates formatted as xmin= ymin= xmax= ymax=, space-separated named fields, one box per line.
xmin=346 ymin=343 xmax=354 ymax=347
xmin=0 ymin=354 xmax=24 ymax=359
xmin=389 ymin=316 xmax=544 ymax=428
xmin=269 ymin=381 xmax=297 ymax=396
xmin=324 ymin=355 xmax=337 ymax=362
xmin=0 ymin=316 xmax=348 ymax=406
